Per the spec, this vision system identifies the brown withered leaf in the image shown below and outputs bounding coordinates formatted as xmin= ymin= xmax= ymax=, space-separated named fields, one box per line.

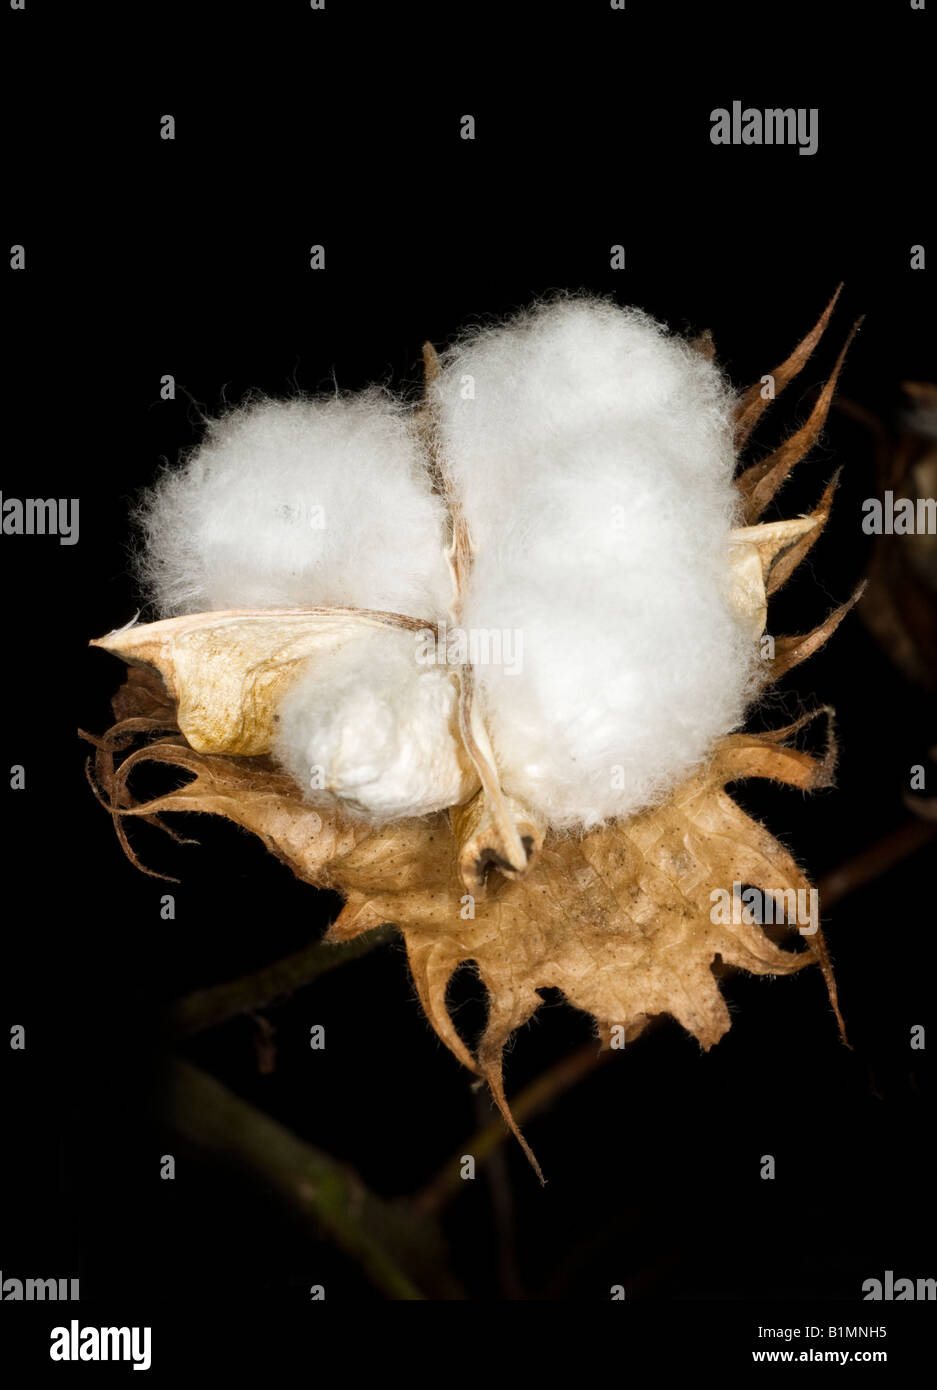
xmin=89 ymin=689 xmax=843 ymax=1181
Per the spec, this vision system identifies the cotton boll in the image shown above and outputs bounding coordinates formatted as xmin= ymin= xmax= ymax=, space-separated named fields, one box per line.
xmin=273 ymin=625 xmax=475 ymax=822
xmin=433 ymin=296 xmax=758 ymax=830
xmin=137 ymin=389 xmax=451 ymax=621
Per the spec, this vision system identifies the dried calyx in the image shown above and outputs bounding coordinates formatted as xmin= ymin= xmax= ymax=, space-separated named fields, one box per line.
xmin=87 ymin=290 xmax=860 ymax=1178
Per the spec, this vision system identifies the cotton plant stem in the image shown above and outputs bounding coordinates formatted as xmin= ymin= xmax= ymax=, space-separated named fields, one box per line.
xmin=170 ymin=924 xmax=395 ymax=1038
xmin=167 ymin=1058 xmax=463 ymax=1301
xmin=818 ymin=818 xmax=937 ymax=908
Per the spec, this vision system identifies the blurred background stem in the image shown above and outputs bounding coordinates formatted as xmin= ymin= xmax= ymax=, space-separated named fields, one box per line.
xmin=167 ymin=1058 xmax=465 ymax=1300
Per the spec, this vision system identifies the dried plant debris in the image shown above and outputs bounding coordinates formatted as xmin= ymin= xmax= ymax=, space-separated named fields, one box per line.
xmin=86 ymin=292 xmax=859 ymax=1176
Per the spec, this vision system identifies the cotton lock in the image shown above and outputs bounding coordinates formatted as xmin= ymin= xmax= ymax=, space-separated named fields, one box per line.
xmin=137 ymin=388 xmax=452 ymax=621
xmin=273 ymin=625 xmax=477 ymax=821
xmin=431 ymin=298 xmax=758 ymax=829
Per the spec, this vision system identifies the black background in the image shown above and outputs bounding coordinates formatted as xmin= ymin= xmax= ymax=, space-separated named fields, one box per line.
xmin=2 ymin=0 xmax=934 ymax=1366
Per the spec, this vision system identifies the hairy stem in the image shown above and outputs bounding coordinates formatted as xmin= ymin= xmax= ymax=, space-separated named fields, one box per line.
xmin=167 ymin=1058 xmax=464 ymax=1300
xmin=170 ymin=925 xmax=395 ymax=1037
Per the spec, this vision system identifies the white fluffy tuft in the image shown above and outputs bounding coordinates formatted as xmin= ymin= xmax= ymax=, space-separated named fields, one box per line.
xmin=431 ymin=295 xmax=757 ymax=830
xmin=139 ymin=297 xmax=759 ymax=830
xmin=273 ymin=625 xmax=468 ymax=822
xmin=137 ymin=389 xmax=451 ymax=620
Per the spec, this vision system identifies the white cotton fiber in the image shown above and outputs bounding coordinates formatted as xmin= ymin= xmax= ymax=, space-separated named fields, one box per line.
xmin=273 ymin=624 xmax=473 ymax=822
xmin=137 ymin=389 xmax=451 ymax=620
xmin=138 ymin=297 xmax=759 ymax=831
xmin=431 ymin=295 xmax=757 ymax=831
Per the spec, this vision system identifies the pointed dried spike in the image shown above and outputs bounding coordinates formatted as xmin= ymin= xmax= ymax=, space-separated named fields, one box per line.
xmin=808 ymin=925 xmax=849 ymax=1045
xmin=714 ymin=707 xmax=837 ymax=791
xmin=327 ymin=895 xmax=388 ymax=943
xmin=421 ymin=340 xmax=441 ymax=386
xmin=670 ymin=983 xmax=733 ymax=1051
xmin=404 ymin=938 xmax=480 ymax=1076
xmin=472 ymin=970 xmax=545 ymax=1179
xmin=738 ymin=318 xmax=861 ymax=522
xmin=730 ymin=517 xmax=820 ymax=574
xmin=476 ymin=1046 xmax=545 ymax=1185
xmin=727 ymin=477 xmax=837 ymax=648
xmin=734 ymin=285 xmax=843 ymax=449
xmin=769 ymin=585 xmax=866 ymax=682
xmin=766 ymin=706 xmax=838 ymax=788
xmin=766 ymin=471 xmax=840 ymax=596
xmin=417 ymin=340 xmax=457 ymax=514
xmin=757 ymin=704 xmax=836 ymax=747
xmin=728 ymin=516 xmax=820 ymax=635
